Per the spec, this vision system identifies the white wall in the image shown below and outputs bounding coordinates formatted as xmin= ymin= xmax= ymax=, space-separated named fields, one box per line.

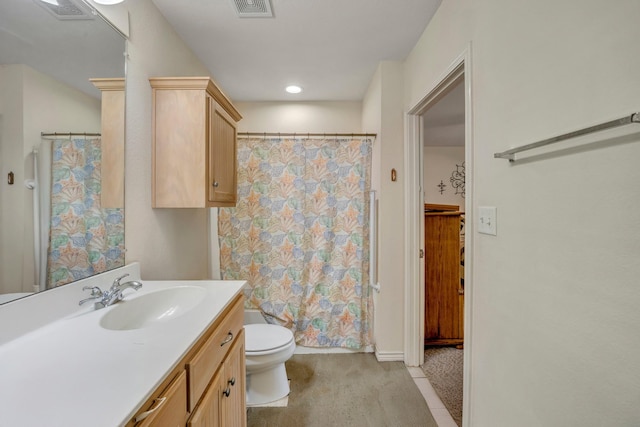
xmin=124 ymin=0 xmax=220 ymax=280
xmin=405 ymin=1 xmax=640 ymax=425
xmin=235 ymin=101 xmax=361 ymax=133
xmin=0 ymin=65 xmax=24 ymax=295
xmin=362 ymin=61 xmax=405 ymax=359
xmin=0 ymin=65 xmax=100 ymax=295
xmin=423 ymin=146 xmax=465 ymax=210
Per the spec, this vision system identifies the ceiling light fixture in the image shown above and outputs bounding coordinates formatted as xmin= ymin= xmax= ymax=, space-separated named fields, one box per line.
xmin=285 ymin=85 xmax=302 ymax=94
xmin=93 ymin=0 xmax=124 ymax=4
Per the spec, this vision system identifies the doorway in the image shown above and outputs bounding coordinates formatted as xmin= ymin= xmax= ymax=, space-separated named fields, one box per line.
xmin=404 ymin=48 xmax=473 ymax=427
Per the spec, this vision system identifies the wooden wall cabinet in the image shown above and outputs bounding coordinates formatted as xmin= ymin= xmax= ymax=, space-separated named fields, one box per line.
xmin=128 ymin=295 xmax=246 ymax=427
xmin=90 ymin=78 xmax=125 ymax=209
xmin=424 ymin=211 xmax=464 ymax=346
xmin=149 ymin=77 xmax=242 ymax=208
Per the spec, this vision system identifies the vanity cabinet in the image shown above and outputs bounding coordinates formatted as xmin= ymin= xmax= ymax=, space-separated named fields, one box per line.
xmin=149 ymin=77 xmax=242 ymax=208
xmin=129 ymin=294 xmax=246 ymax=427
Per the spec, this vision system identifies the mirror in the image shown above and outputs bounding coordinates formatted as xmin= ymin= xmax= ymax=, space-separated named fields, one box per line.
xmin=0 ymin=0 xmax=126 ymax=303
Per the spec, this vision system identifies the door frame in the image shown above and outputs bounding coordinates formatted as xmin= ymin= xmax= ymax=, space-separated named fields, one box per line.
xmin=403 ymin=44 xmax=474 ymax=424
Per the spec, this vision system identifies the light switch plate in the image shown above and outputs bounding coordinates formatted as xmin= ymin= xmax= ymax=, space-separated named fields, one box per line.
xmin=478 ymin=206 xmax=497 ymax=235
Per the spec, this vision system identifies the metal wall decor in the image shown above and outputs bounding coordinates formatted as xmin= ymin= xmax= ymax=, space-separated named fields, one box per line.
xmin=450 ymin=162 xmax=465 ymax=198
xmin=437 ymin=180 xmax=446 ymax=194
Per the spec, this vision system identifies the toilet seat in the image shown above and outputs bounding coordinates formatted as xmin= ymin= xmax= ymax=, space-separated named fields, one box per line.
xmin=245 ymin=324 xmax=294 ymax=355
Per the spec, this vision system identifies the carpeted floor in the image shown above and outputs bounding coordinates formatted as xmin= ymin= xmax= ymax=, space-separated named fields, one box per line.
xmin=247 ymin=353 xmax=438 ymax=427
xmin=421 ymin=347 xmax=464 ymax=426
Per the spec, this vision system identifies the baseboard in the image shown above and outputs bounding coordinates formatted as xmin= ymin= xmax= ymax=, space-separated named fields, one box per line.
xmin=295 ymin=345 xmax=375 ymax=354
xmin=374 ymin=348 xmax=405 ymax=362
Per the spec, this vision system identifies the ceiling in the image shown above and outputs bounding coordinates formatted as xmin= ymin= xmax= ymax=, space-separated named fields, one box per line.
xmin=0 ymin=0 xmax=125 ymax=99
xmin=152 ymin=0 xmax=442 ymax=102
xmin=1 ymin=0 xmax=459 ymax=139
xmin=422 ymin=81 xmax=465 ymax=147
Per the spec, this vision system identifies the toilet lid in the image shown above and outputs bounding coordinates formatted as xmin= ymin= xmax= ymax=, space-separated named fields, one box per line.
xmin=245 ymin=324 xmax=294 ymax=352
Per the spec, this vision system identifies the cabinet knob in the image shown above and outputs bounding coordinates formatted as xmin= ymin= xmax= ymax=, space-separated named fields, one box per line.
xmin=228 ymin=377 xmax=236 ymax=386
xmin=213 ymin=181 xmax=219 ymax=187
xmin=223 ymin=387 xmax=231 ymax=397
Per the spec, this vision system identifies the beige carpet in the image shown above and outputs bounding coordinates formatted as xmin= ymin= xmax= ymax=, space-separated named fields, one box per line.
xmin=421 ymin=347 xmax=464 ymax=426
xmin=248 ymin=353 xmax=438 ymax=427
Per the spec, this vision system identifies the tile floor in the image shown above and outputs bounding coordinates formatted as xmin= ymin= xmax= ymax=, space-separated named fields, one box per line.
xmin=407 ymin=366 xmax=459 ymax=427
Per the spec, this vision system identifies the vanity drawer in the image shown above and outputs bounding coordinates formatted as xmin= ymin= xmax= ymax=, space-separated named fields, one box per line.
xmin=186 ymin=296 xmax=243 ymax=411
xmin=136 ymin=369 xmax=187 ymax=427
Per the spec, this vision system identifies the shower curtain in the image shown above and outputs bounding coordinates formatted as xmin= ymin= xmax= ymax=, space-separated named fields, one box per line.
xmin=47 ymin=137 xmax=124 ymax=287
xmin=219 ymin=137 xmax=373 ymax=349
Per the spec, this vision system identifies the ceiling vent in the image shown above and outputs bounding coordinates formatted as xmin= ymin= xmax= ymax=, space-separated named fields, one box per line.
xmin=230 ymin=0 xmax=274 ymax=18
xmin=34 ymin=0 xmax=95 ymax=21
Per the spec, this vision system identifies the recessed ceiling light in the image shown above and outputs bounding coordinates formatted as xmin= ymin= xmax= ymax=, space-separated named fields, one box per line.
xmin=285 ymin=85 xmax=302 ymax=94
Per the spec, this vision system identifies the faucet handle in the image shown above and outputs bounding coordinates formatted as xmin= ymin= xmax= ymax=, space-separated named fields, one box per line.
xmin=111 ymin=273 xmax=130 ymax=289
xmin=80 ymin=286 xmax=105 ymax=306
xmin=82 ymin=286 xmax=104 ymax=297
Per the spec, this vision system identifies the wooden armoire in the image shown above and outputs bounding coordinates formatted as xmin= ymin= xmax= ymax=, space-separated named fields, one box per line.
xmin=424 ymin=204 xmax=464 ymax=347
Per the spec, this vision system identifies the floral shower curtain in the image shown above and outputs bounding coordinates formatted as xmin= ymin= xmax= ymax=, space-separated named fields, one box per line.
xmin=219 ymin=137 xmax=373 ymax=349
xmin=47 ymin=137 xmax=125 ymax=287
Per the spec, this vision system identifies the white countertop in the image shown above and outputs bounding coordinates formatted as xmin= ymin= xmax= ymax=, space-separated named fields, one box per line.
xmin=0 ymin=278 xmax=245 ymax=427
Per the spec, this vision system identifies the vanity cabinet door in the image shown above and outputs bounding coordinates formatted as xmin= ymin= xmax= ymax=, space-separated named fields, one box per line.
xmin=188 ymin=329 xmax=246 ymax=427
xmin=136 ymin=370 xmax=188 ymax=427
xmin=221 ymin=329 xmax=246 ymax=427
xmin=186 ymin=296 xmax=244 ymax=412
xmin=187 ymin=369 xmax=223 ymax=427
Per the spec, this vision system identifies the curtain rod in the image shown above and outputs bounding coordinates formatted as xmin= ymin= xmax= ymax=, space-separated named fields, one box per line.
xmin=238 ymin=132 xmax=376 ymax=138
xmin=41 ymin=132 xmax=101 ymax=138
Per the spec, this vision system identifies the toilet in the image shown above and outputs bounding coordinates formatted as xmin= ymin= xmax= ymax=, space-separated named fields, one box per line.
xmin=244 ymin=323 xmax=296 ymax=405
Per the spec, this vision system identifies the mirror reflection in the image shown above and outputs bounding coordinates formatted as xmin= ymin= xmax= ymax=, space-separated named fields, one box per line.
xmin=0 ymin=0 xmax=126 ymax=303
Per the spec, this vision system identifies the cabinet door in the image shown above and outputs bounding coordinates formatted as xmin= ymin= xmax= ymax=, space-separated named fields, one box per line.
xmin=90 ymin=78 xmax=125 ymax=209
xmin=153 ymin=88 xmax=208 ymax=208
xmin=208 ymin=97 xmax=237 ymax=206
xmin=137 ymin=370 xmax=188 ymax=427
xmin=221 ymin=329 xmax=246 ymax=427
xmin=188 ymin=330 xmax=246 ymax=427
xmin=188 ymin=369 xmax=223 ymax=427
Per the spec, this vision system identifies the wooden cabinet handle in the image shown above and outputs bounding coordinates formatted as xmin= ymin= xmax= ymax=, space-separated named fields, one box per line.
xmin=134 ymin=397 xmax=166 ymax=422
xmin=220 ymin=331 xmax=233 ymax=346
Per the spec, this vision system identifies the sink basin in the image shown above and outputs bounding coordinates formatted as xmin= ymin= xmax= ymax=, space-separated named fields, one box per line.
xmin=100 ymin=286 xmax=206 ymax=330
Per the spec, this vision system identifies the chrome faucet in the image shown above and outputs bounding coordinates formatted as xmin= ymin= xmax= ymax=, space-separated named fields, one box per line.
xmin=79 ymin=274 xmax=143 ymax=309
